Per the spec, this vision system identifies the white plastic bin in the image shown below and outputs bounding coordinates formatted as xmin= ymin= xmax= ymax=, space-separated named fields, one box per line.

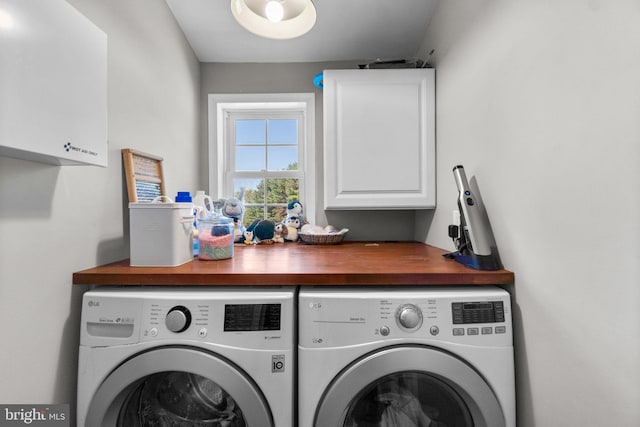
xmin=129 ymin=202 xmax=194 ymax=266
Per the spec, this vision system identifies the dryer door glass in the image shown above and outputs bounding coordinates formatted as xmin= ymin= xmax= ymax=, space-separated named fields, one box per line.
xmin=117 ymin=371 xmax=246 ymax=426
xmin=314 ymin=346 xmax=505 ymax=427
xmin=344 ymin=371 xmax=471 ymax=427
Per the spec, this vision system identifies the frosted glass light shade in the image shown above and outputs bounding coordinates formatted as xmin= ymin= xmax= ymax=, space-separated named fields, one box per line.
xmin=230 ymin=0 xmax=316 ymax=39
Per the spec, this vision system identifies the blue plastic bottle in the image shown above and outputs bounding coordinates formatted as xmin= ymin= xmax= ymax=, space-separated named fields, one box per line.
xmin=175 ymin=191 xmax=192 ymax=203
xmin=175 ymin=192 xmax=198 ymax=256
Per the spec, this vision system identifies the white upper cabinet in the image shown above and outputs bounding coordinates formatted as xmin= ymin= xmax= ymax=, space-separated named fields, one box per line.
xmin=0 ymin=0 xmax=107 ymax=166
xmin=323 ymin=69 xmax=435 ymax=210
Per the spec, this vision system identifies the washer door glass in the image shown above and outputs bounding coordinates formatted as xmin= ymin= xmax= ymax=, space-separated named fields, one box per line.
xmin=344 ymin=371 xmax=471 ymax=427
xmin=86 ymin=347 xmax=273 ymax=427
xmin=118 ymin=371 xmax=245 ymax=426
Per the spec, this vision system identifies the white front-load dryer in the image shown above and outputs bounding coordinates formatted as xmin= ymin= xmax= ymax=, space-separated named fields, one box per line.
xmin=298 ymin=286 xmax=515 ymax=427
xmin=77 ymin=287 xmax=295 ymax=427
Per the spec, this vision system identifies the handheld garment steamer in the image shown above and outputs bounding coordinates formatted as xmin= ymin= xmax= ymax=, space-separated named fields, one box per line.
xmin=445 ymin=165 xmax=503 ymax=270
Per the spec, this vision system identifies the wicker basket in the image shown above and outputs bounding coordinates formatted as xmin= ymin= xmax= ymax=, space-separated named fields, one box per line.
xmin=298 ymin=229 xmax=348 ymax=245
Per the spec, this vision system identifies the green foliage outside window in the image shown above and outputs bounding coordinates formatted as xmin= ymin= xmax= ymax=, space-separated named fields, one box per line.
xmin=237 ymin=162 xmax=299 ymax=227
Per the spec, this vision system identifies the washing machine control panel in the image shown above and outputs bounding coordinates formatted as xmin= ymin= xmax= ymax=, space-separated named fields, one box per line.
xmin=135 ymin=298 xmax=289 ymax=350
xmin=143 ymin=300 xmax=281 ymax=337
xmin=80 ymin=289 xmax=295 ymax=351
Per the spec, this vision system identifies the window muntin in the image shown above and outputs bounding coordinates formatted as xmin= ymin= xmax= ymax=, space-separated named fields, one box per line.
xmin=232 ymin=177 xmax=299 ymax=225
xmin=228 ymin=111 xmax=304 ymax=227
xmin=234 ymin=119 xmax=298 ymax=172
xmin=209 ymin=93 xmax=316 ymax=227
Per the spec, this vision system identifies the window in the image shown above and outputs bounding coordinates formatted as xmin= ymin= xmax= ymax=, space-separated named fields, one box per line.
xmin=209 ymin=94 xmax=315 ymax=227
xmin=230 ymin=113 xmax=302 ymax=225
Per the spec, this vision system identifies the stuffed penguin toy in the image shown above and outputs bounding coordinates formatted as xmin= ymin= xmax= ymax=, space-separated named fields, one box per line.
xmin=243 ymin=230 xmax=255 ymax=245
xmin=246 ymin=219 xmax=276 ymax=244
xmin=286 ymin=200 xmax=303 ymax=219
xmin=284 ymin=216 xmax=301 ymax=242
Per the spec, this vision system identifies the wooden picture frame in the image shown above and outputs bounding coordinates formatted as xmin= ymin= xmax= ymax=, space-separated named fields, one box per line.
xmin=122 ymin=148 xmax=166 ymax=202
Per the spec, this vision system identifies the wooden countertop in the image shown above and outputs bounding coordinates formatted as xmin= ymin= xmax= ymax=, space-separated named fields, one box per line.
xmin=72 ymin=242 xmax=514 ymax=286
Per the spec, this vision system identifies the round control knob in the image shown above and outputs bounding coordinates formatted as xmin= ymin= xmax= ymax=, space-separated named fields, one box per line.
xmin=165 ymin=306 xmax=191 ymax=333
xmin=396 ymin=304 xmax=423 ymax=331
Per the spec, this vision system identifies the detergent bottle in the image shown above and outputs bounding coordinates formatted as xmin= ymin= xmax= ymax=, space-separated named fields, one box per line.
xmin=193 ymin=191 xmax=213 ymax=218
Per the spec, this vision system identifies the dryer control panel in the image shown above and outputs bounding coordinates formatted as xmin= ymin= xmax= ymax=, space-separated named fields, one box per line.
xmin=299 ymin=287 xmax=512 ymax=348
xmin=452 ymin=301 xmax=505 ymax=324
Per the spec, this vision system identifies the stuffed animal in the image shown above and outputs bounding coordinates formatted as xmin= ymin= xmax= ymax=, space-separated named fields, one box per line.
xmin=283 ymin=216 xmax=301 ymax=242
xmin=243 ymin=230 xmax=255 ymax=245
xmin=287 ymin=200 xmax=303 ymax=218
xmin=246 ymin=219 xmax=276 ymax=244
xmin=284 ymin=216 xmax=301 ymax=229
xmin=273 ymin=222 xmax=288 ymax=243
xmin=286 ymin=200 xmax=307 ymax=226
xmin=221 ymin=197 xmax=245 ymax=242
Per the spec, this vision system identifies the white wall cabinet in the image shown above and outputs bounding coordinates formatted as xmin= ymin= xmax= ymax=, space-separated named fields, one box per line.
xmin=323 ymin=69 xmax=435 ymax=209
xmin=0 ymin=0 xmax=107 ymax=166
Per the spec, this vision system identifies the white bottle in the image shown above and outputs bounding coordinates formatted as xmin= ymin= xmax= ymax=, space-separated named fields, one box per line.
xmin=192 ymin=191 xmax=213 ymax=257
xmin=193 ymin=191 xmax=213 ymax=219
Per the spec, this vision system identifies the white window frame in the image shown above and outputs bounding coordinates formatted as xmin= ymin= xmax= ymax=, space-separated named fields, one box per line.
xmin=208 ymin=93 xmax=316 ymax=225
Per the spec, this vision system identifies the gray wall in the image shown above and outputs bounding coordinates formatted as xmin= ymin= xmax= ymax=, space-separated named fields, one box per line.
xmin=417 ymin=1 xmax=640 ymax=425
xmin=0 ymin=0 xmax=200 ymax=418
xmin=200 ymin=62 xmax=418 ymax=241
xmin=3 ymin=2 xmax=638 ymax=425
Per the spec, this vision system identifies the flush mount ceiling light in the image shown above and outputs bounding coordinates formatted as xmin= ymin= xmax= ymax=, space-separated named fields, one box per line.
xmin=230 ymin=0 xmax=316 ymax=40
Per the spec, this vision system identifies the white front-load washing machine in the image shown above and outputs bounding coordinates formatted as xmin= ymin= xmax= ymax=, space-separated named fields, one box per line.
xmin=77 ymin=287 xmax=295 ymax=427
xmin=298 ymin=286 xmax=515 ymax=427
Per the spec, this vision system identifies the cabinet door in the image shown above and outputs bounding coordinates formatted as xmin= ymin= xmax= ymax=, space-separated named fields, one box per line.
xmin=0 ymin=0 xmax=107 ymax=166
xmin=323 ymin=69 xmax=435 ymax=209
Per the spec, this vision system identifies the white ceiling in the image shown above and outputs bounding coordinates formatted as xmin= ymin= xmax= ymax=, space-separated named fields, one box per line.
xmin=165 ymin=0 xmax=438 ymax=63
